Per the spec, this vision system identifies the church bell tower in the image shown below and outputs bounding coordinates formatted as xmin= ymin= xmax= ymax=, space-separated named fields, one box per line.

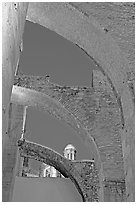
xmin=63 ymin=144 xmax=76 ymax=160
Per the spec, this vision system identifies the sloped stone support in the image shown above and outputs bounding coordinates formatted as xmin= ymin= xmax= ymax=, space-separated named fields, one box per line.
xmin=18 ymin=139 xmax=100 ymax=202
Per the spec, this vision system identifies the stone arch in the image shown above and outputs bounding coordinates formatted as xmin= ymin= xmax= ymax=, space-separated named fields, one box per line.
xmin=11 ymin=85 xmax=104 ymax=201
xmin=12 ymin=73 xmax=124 ymax=180
xmin=26 ymin=2 xmax=133 ymax=124
xmin=11 ymin=69 xmax=126 ymax=200
xmin=2 ymin=2 xmax=134 ymax=202
xmin=25 ymin=2 xmax=134 ymax=200
xmin=18 ymin=138 xmax=100 ymax=202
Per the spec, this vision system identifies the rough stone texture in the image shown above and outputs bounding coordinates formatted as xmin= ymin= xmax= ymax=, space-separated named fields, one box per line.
xmin=26 ymin=2 xmax=130 ymax=97
xmin=72 ymin=161 xmax=99 ymax=201
xmin=14 ymin=74 xmax=124 ymax=180
xmin=2 ymin=104 xmax=25 ymax=202
xmin=103 ymin=179 xmax=126 ymax=202
xmin=69 ymin=2 xmax=135 ymax=93
xmin=11 ymin=84 xmax=104 ymax=201
xmin=26 ymin=3 xmax=134 ymax=201
xmin=18 ymin=139 xmax=99 ymax=202
xmin=12 ymin=71 xmax=126 ymax=201
xmin=11 ymin=85 xmax=100 ymax=163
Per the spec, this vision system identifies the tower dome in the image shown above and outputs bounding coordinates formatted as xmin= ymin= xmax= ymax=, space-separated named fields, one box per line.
xmin=64 ymin=144 xmax=76 ymax=151
xmin=64 ymin=144 xmax=76 ymax=160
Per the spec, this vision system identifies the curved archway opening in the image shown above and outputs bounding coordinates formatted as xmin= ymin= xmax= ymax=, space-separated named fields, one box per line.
xmin=17 ymin=105 xmax=95 ymax=178
xmin=16 ymin=18 xmax=103 ymax=189
xmin=26 ymin=106 xmax=92 ymax=159
xmin=11 ymin=85 xmax=102 ymax=171
xmin=14 ymin=8 xmax=124 ymax=201
xmin=19 ymin=20 xmax=99 ymax=87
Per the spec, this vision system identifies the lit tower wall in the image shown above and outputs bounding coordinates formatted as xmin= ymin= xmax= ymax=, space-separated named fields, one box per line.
xmin=63 ymin=144 xmax=76 ymax=160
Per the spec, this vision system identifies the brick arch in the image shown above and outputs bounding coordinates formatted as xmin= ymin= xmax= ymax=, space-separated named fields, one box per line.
xmin=11 ymin=85 xmax=104 ymax=201
xmin=26 ymin=2 xmax=133 ymax=127
xmin=2 ymin=2 xmax=134 ymax=202
xmin=26 ymin=2 xmax=134 ymax=200
xmin=12 ymin=70 xmax=127 ymax=200
xmin=18 ymin=139 xmax=100 ymax=202
xmin=12 ymin=75 xmax=124 ymax=180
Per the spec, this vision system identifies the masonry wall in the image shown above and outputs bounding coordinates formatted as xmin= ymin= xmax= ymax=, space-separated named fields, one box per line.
xmin=13 ymin=72 xmax=126 ymax=201
xmin=2 ymin=3 xmax=28 ymax=201
xmin=3 ymin=2 xmax=134 ymax=202
xmin=62 ymin=4 xmax=135 ymax=199
xmin=26 ymin=4 xmax=135 ymax=201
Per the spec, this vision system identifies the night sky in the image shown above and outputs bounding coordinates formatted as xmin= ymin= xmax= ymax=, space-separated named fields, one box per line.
xmin=19 ymin=20 xmax=97 ymax=171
